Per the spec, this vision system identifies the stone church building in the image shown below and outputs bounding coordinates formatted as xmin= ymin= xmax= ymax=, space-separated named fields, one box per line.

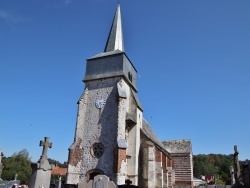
xmin=66 ymin=5 xmax=193 ymax=188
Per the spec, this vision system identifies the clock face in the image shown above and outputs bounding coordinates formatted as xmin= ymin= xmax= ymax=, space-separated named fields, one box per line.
xmin=95 ymin=98 xmax=106 ymax=109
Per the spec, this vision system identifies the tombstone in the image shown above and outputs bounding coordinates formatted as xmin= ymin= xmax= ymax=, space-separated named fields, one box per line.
xmin=117 ymin=179 xmax=139 ymax=188
xmin=55 ymin=174 xmax=62 ymax=188
xmin=84 ymin=175 xmax=116 ymax=188
xmin=29 ymin=137 xmax=53 ymax=188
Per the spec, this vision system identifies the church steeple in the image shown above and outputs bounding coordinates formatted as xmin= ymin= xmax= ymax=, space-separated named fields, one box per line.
xmin=104 ymin=4 xmax=124 ymax=52
xmin=84 ymin=4 xmax=138 ymax=92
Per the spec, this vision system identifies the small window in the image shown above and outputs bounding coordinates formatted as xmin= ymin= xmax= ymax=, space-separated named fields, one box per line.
xmin=128 ymin=72 xmax=133 ymax=82
xmin=91 ymin=143 xmax=104 ymax=158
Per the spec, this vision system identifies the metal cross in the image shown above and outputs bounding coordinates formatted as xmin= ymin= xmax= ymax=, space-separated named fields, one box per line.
xmin=125 ymin=179 xmax=132 ymax=186
xmin=39 ymin=137 xmax=52 ymax=159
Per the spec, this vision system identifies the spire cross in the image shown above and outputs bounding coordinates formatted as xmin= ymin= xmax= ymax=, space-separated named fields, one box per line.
xmin=39 ymin=137 xmax=52 ymax=159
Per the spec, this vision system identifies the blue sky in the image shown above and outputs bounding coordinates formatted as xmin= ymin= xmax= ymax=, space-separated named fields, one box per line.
xmin=0 ymin=0 xmax=249 ymax=163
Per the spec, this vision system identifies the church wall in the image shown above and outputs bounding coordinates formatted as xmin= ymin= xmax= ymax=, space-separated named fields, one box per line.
xmin=114 ymin=147 xmax=127 ymax=185
xmin=162 ymin=154 xmax=168 ymax=188
xmin=155 ymin=147 xmax=163 ymax=188
xmin=116 ymin=79 xmax=128 ymax=185
xmin=116 ymin=79 xmax=142 ymax=185
xmin=148 ymin=144 xmax=155 ymax=188
xmin=126 ymin=121 xmax=141 ymax=185
xmin=67 ymin=86 xmax=89 ymax=184
xmin=166 ymin=157 xmax=175 ymax=187
xmin=171 ymin=153 xmax=193 ymax=187
xmin=67 ymin=77 xmax=121 ymax=185
xmin=139 ymin=140 xmax=156 ymax=188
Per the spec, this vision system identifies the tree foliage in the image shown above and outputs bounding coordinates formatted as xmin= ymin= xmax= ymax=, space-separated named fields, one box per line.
xmin=193 ymin=154 xmax=233 ymax=184
xmin=48 ymin=158 xmax=67 ymax=168
xmin=1 ymin=149 xmax=32 ymax=182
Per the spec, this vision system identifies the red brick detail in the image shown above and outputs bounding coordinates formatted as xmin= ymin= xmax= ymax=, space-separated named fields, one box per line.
xmin=51 ymin=167 xmax=67 ymax=176
xmin=113 ymin=147 xmax=126 ymax=173
xmin=175 ymin=180 xmax=193 ymax=185
xmin=118 ymin=148 xmax=126 ymax=172
xmin=154 ymin=147 xmax=161 ymax=162
xmin=68 ymin=139 xmax=83 ymax=166
xmin=167 ymin=156 xmax=172 ymax=167
xmin=162 ymin=154 xmax=167 ymax=173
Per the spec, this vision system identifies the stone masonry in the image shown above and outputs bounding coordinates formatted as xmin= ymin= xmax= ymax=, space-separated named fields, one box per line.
xmin=66 ymin=4 xmax=193 ymax=188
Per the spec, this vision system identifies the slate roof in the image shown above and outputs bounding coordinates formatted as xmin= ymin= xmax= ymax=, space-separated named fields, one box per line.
xmin=51 ymin=167 xmax=67 ymax=176
xmin=162 ymin=139 xmax=192 ymax=153
xmin=141 ymin=118 xmax=170 ymax=155
xmin=89 ymin=49 xmax=123 ymax=59
xmin=131 ymin=89 xmax=143 ymax=111
xmin=104 ymin=4 xmax=124 ymax=52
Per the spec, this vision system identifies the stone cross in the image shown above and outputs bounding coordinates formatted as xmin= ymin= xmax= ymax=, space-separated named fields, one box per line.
xmin=233 ymin=145 xmax=246 ymax=188
xmin=39 ymin=137 xmax=52 ymax=159
xmin=234 ymin=145 xmax=241 ymax=182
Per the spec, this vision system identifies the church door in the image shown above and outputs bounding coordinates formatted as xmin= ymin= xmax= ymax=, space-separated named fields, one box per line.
xmin=87 ymin=169 xmax=104 ymax=181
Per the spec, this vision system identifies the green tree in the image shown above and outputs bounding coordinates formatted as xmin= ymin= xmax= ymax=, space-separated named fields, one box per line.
xmin=193 ymin=154 xmax=233 ymax=184
xmin=48 ymin=158 xmax=67 ymax=168
xmin=1 ymin=149 xmax=32 ymax=182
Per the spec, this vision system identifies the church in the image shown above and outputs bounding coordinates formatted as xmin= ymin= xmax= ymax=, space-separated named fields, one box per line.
xmin=66 ymin=4 xmax=193 ymax=188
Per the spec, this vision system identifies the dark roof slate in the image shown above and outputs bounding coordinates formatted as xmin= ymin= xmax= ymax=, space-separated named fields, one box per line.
xmin=162 ymin=139 xmax=192 ymax=153
xmin=141 ymin=118 xmax=169 ymax=155
xmin=131 ymin=89 xmax=143 ymax=111
xmin=89 ymin=49 xmax=123 ymax=59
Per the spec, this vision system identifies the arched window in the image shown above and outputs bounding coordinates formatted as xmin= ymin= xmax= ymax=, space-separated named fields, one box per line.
xmin=87 ymin=169 xmax=104 ymax=181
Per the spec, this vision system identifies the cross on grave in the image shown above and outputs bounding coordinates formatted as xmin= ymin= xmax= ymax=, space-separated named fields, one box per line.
xmin=39 ymin=137 xmax=52 ymax=159
xmin=233 ymin=145 xmax=241 ymax=184
xmin=125 ymin=179 xmax=132 ymax=186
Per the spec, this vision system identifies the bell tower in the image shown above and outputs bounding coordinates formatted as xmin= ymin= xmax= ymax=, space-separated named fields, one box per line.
xmin=66 ymin=4 xmax=143 ymax=186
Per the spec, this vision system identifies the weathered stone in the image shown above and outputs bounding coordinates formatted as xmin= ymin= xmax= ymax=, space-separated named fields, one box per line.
xmin=66 ymin=4 xmax=194 ymax=188
xmin=29 ymin=137 xmax=53 ymax=188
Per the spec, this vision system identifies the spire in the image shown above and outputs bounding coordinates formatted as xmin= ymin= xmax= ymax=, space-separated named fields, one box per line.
xmin=104 ymin=4 xmax=124 ymax=52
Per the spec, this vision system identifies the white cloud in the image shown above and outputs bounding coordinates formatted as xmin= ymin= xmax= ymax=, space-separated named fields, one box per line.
xmin=64 ymin=0 xmax=73 ymax=6
xmin=0 ymin=10 xmax=31 ymax=24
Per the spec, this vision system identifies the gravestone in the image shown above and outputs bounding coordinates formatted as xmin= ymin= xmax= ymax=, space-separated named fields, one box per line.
xmin=83 ymin=175 xmax=116 ymax=188
xmin=118 ymin=179 xmax=139 ymax=188
xmin=55 ymin=175 xmax=62 ymax=188
xmin=29 ymin=137 xmax=53 ymax=188
xmin=233 ymin=145 xmax=244 ymax=188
